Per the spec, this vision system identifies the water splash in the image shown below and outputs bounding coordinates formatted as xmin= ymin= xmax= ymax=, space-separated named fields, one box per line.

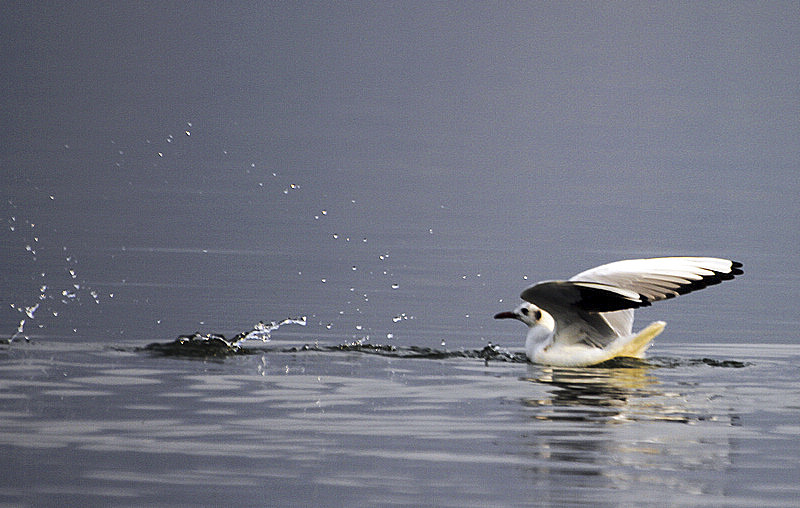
xmin=144 ymin=317 xmax=307 ymax=356
xmin=6 ymin=319 xmax=28 ymax=343
xmin=234 ymin=317 xmax=307 ymax=344
xmin=392 ymin=312 xmax=412 ymax=323
xmin=24 ymin=304 xmax=39 ymax=319
xmin=5 ymin=210 xmax=103 ymax=339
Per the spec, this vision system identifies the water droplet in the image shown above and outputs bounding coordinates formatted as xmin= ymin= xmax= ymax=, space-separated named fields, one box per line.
xmin=386 ymin=333 xmax=394 ymax=340
xmin=355 ymin=325 xmax=363 ymax=331
xmin=391 ymin=283 xmax=399 ymax=290
xmin=321 ymin=278 xmax=327 ymax=283
xmin=351 ymin=266 xmax=357 ymax=271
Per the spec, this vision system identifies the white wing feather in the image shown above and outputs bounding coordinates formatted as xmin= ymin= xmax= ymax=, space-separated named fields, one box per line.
xmin=567 ymin=256 xmax=742 ymax=340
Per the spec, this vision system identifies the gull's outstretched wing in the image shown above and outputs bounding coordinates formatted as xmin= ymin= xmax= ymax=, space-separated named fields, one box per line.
xmin=569 ymin=257 xmax=743 ymax=302
xmin=520 ymin=257 xmax=743 ymax=348
xmin=568 ymin=257 xmax=743 ymax=339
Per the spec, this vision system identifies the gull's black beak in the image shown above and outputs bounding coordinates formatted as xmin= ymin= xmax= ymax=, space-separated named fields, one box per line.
xmin=494 ymin=311 xmax=517 ymax=320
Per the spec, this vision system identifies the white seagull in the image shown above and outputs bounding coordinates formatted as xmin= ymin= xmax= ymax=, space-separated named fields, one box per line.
xmin=494 ymin=257 xmax=743 ymax=367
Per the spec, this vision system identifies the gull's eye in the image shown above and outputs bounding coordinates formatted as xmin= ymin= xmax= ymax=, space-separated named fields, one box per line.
xmin=533 ymin=309 xmax=542 ymax=320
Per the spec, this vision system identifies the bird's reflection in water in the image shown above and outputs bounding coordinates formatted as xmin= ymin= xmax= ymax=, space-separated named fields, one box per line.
xmin=516 ymin=359 xmax=737 ymax=500
xmin=521 ymin=359 xmax=660 ymax=422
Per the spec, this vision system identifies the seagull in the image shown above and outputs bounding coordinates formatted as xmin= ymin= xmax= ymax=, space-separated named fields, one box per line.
xmin=494 ymin=257 xmax=743 ymax=367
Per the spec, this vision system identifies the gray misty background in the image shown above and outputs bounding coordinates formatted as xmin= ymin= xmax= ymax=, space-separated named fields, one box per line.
xmin=1 ymin=2 xmax=798 ymax=348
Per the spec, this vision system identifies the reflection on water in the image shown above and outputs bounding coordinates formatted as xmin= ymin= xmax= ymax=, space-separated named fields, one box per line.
xmin=523 ymin=364 xmax=659 ymax=421
xmin=511 ymin=358 xmax=781 ymax=505
xmin=523 ymin=358 xmax=748 ymax=423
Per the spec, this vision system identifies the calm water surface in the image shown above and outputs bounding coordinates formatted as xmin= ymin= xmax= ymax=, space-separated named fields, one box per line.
xmin=1 ymin=337 xmax=798 ymax=507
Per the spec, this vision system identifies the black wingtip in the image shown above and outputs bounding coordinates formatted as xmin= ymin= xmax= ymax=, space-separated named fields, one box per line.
xmin=669 ymin=259 xmax=743 ymax=295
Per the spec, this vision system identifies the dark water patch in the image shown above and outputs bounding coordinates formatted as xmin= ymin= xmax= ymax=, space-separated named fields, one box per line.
xmin=588 ymin=357 xmax=651 ymax=368
xmin=648 ymin=356 xmax=752 ymax=369
xmin=142 ymin=336 xmax=528 ymax=363
xmin=591 ymin=356 xmax=750 ymax=369
xmin=313 ymin=341 xmax=527 ymax=362
xmin=143 ymin=333 xmax=244 ymax=358
xmin=142 ymin=318 xmax=308 ymax=357
xmin=141 ymin=318 xmax=532 ymax=362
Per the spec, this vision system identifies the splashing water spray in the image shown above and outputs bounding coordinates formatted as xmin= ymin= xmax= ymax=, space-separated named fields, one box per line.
xmin=145 ymin=317 xmax=308 ymax=356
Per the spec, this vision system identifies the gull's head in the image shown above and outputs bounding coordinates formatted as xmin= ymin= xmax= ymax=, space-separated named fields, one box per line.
xmin=494 ymin=302 xmax=551 ymax=329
